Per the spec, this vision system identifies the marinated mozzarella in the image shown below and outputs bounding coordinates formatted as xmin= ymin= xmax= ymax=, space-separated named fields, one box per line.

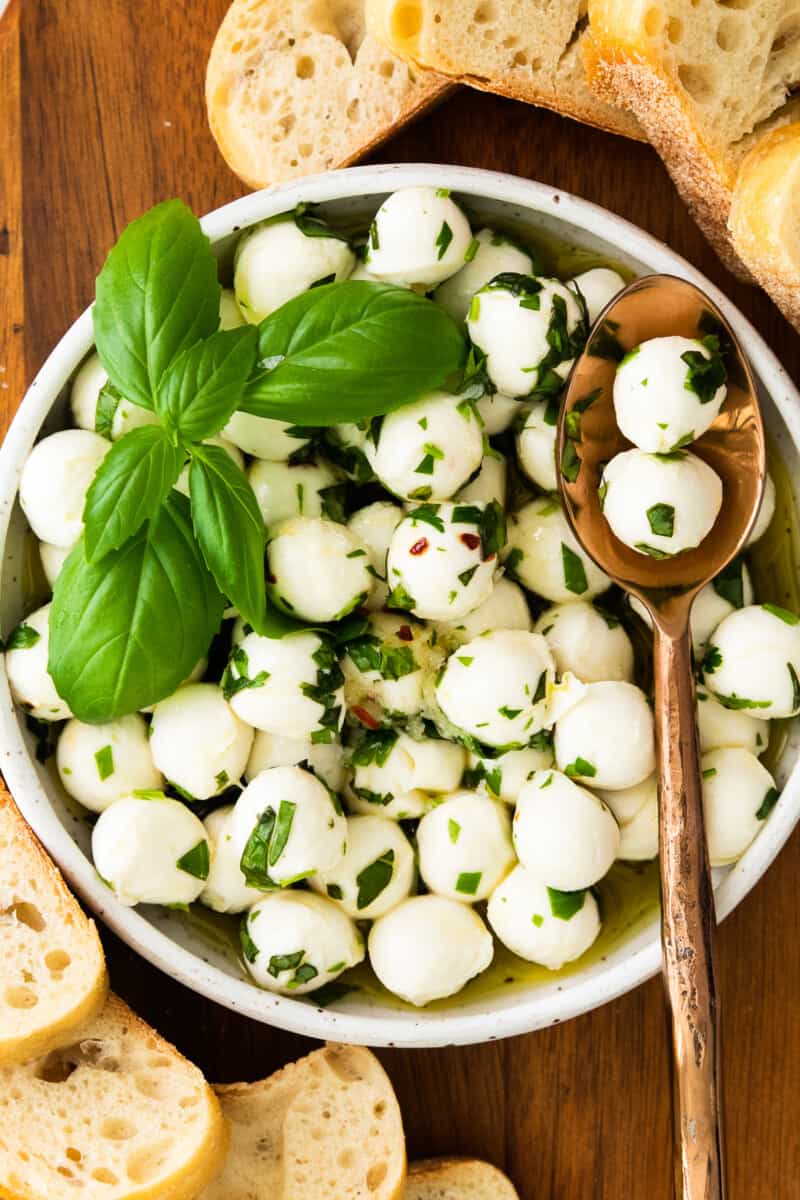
xmin=19 ymin=429 xmax=109 ymax=547
xmin=149 ymin=683 xmax=254 ymax=800
xmin=225 ymin=630 xmax=343 ymax=739
xmin=311 ymin=815 xmax=415 ymax=919
xmin=703 ymin=603 xmax=800 ymax=717
xmin=475 ymin=393 xmax=522 ymax=436
xmin=56 ymin=713 xmax=161 ymax=814
xmin=629 ymin=558 xmax=754 ymax=658
xmin=92 ymin=795 xmax=210 ymax=907
xmin=613 ymin=336 xmax=727 ymax=453
xmin=554 ymin=681 xmax=655 ymax=790
xmin=369 ymin=392 xmax=483 ymax=502
xmin=534 ymin=601 xmax=634 ymax=683
xmin=234 ymin=217 xmax=355 ymax=324
xmin=70 ymin=352 xmax=159 ymax=441
xmin=434 ymin=227 xmax=536 ymax=322
xmin=696 ymin=687 xmax=770 ymax=755
xmin=248 ymin=459 xmax=342 ymax=529
xmin=455 ymin=451 xmax=507 ymax=507
xmin=505 ymin=496 xmax=611 ymax=603
xmin=513 ymin=770 xmax=620 ymax=890
xmin=39 ymin=541 xmax=73 ymax=588
xmin=341 ymin=611 xmax=430 ymax=719
xmin=246 ymin=731 xmax=348 ymax=793
xmin=466 ymin=743 xmax=554 ymax=804
xmin=438 ymin=576 xmax=532 ymax=644
xmin=488 ymin=863 xmax=601 ymax=970
xmin=200 ymin=805 xmax=267 ymax=914
xmin=5 ymin=604 xmax=72 ymax=721
xmin=746 ymin=471 xmax=776 ymax=545
xmin=417 ymin=790 xmax=515 ymax=902
xmin=385 ymin=501 xmax=500 ymax=621
xmin=347 ymin=501 xmax=404 ymax=611
xmin=435 ymin=630 xmax=554 ymax=749
xmin=268 ymin=517 xmax=374 ymax=622
xmin=600 ymin=449 xmax=722 ymax=558
xmin=368 ymin=894 xmax=493 ymax=1006
xmin=616 ymin=789 xmax=658 ymax=861
xmin=349 ymin=730 xmax=465 ymax=820
xmin=516 ymin=399 xmax=558 ymax=492
xmin=222 ymin=413 xmax=311 ymax=461
xmin=702 ymin=747 xmax=777 ymax=865
xmin=597 ymin=775 xmax=657 ymax=826
xmin=569 ymin=267 xmax=626 ymax=323
xmin=365 ymin=186 xmax=472 ymax=287
xmin=241 ymin=890 xmax=364 ymax=994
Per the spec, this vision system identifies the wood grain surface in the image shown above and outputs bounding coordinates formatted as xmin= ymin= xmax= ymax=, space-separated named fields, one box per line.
xmin=4 ymin=2 xmax=800 ymax=1196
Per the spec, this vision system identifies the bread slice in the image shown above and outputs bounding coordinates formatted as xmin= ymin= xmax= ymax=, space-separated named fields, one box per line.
xmin=364 ymin=0 xmax=642 ymax=140
xmin=0 ymin=790 xmax=108 ymax=1066
xmin=206 ymin=0 xmax=454 ymax=189
xmin=585 ymin=0 xmax=800 ymax=275
xmin=404 ymin=1157 xmax=520 ymax=1199
xmin=0 ymin=992 xmax=228 ymax=1200
xmin=199 ymin=1044 xmax=406 ymax=1200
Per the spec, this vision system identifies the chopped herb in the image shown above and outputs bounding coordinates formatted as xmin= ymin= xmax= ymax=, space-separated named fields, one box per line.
xmin=455 ymin=871 xmax=482 ymax=895
xmin=498 ymin=705 xmax=522 ymax=719
xmin=268 ymin=950 xmax=304 ymax=978
xmin=458 ymin=565 xmax=479 ymax=587
xmin=703 ymin=645 xmax=722 ymax=674
xmin=239 ymin=808 xmax=279 ymax=890
xmin=457 ymin=656 xmax=474 ymax=667
xmin=464 ymin=236 xmax=480 ymax=262
xmin=176 ymin=839 xmax=210 ymax=880
xmin=593 ymin=603 xmax=619 ymax=629
xmin=561 ymin=440 xmax=581 ymax=483
xmin=448 ymin=818 xmax=461 ymax=843
xmin=564 ymin=756 xmax=597 ymax=778
xmin=756 ymin=787 xmax=779 ymax=821
xmin=346 ymin=548 xmax=366 ymax=559
xmin=407 ymin=485 xmax=433 ymax=501
xmin=327 ymin=883 xmax=343 ymax=900
xmin=418 ymin=416 xmax=428 ymax=430
xmin=532 ymin=913 xmax=544 ymax=928
xmin=702 ymin=767 xmax=717 ymax=780
xmin=356 ymin=848 xmax=395 ymax=910
xmin=634 ymin=542 xmax=672 ymax=560
xmin=763 ymin=603 xmax=800 ymax=625
xmin=269 ymin=799 xmax=296 ymax=867
xmin=561 ymin=543 xmax=588 ymax=595
xmin=790 ymin=662 xmax=800 ymax=712
xmin=369 ymin=220 xmax=379 ymax=250
xmin=319 ymin=483 xmax=348 ymax=524
xmin=407 ymin=503 xmax=445 ymax=532
xmin=588 ymin=318 xmax=625 ymax=362
xmin=505 ymin=547 xmax=524 ymax=577
xmin=5 ymin=622 xmax=41 ymax=651
xmin=415 ymin=454 xmax=435 ymax=475
xmin=598 ymin=479 xmax=608 ymax=510
xmin=94 ymin=382 xmax=122 ymax=438
xmin=222 ymin=645 xmax=270 ymax=701
xmin=435 ymin=221 xmax=453 ymax=261
xmin=436 ymin=186 xmax=451 ymax=198
xmin=669 ymin=431 xmax=695 ymax=452
xmin=712 ymin=558 xmax=746 ymax=609
xmin=290 ymin=963 xmax=319 ymax=987
xmin=345 ymin=634 xmax=417 ymax=681
xmin=532 ymin=669 xmax=547 ymax=705
xmin=133 ymin=788 xmax=169 ymax=800
xmin=386 ymin=582 xmax=416 ymax=611
xmin=547 ymin=886 xmax=586 ymax=920
xmin=619 ymin=346 xmax=640 ymax=367
xmin=713 ymin=693 xmax=771 ymax=711
xmin=646 ymin=503 xmax=675 ymax=538
xmin=215 ymin=769 xmax=229 ymax=790
xmin=540 ymin=773 xmax=554 ymax=789
xmin=350 ymin=728 xmax=399 ymax=768
xmin=681 ymin=335 xmax=726 ymax=404
xmin=468 ymin=295 xmax=481 ymax=322
xmin=94 ymin=744 xmax=115 ymax=781
xmin=240 ymin=921 xmax=259 ymax=964
xmin=543 ymin=396 xmax=560 ymax=426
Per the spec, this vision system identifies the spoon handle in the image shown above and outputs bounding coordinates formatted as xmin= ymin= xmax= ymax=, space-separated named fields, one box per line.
xmin=653 ymin=622 xmax=726 ymax=1200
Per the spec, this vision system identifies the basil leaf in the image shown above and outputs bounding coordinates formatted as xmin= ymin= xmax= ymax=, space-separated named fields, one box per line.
xmin=93 ymin=199 xmax=221 ymax=411
xmin=242 ymin=282 xmax=466 ymax=425
xmin=547 ymin=886 xmax=586 ymax=920
xmin=49 ymin=493 xmax=225 ymax=722
xmin=176 ymin=840 xmax=210 ymax=881
xmin=240 ymin=808 xmax=277 ymax=890
xmin=156 ymin=326 xmax=258 ymax=442
xmin=356 ymin=848 xmax=395 ymax=910
xmin=189 ymin=443 xmax=267 ymax=635
xmin=83 ymin=425 xmax=185 ymax=562
xmin=6 ymin=622 xmax=41 ymax=650
xmin=646 ymin=503 xmax=675 ymax=539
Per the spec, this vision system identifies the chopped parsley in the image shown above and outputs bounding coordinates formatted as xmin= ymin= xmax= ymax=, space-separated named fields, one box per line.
xmin=712 ymin=558 xmax=746 ymax=609
xmin=176 ymin=839 xmax=210 ymax=881
xmin=561 ymin=543 xmax=588 ymax=595
xmin=407 ymin=503 xmax=445 ymax=532
xmin=448 ymin=819 xmax=461 ymax=844
xmin=464 ymin=236 xmax=480 ymax=263
xmin=498 ymin=705 xmax=522 ymax=720
xmin=435 ymin=221 xmax=453 ymax=261
xmin=763 ymin=603 xmax=800 ymax=625
xmin=350 ymin=729 xmax=399 ymax=769
xmin=564 ymin=756 xmax=597 ymax=779
xmin=756 ymin=787 xmax=779 ymax=821
xmin=646 ymin=503 xmax=675 ymax=538
xmin=240 ymin=921 xmax=259 ymax=964
xmin=327 ymin=883 xmax=343 ymax=900
xmin=94 ymin=744 xmax=115 ymax=781
xmin=681 ymin=335 xmax=726 ymax=404
xmin=455 ymin=871 xmax=482 ymax=895
xmin=356 ymin=849 xmax=395 ymax=910
xmin=5 ymin=621 xmax=41 ymax=650
xmin=634 ymin=542 xmax=672 ymax=560
xmin=547 ymin=887 xmax=586 ymax=920
xmin=222 ymin=645 xmax=270 ymax=702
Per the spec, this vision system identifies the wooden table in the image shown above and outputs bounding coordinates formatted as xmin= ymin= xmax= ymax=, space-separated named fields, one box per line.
xmin=3 ymin=3 xmax=800 ymax=1196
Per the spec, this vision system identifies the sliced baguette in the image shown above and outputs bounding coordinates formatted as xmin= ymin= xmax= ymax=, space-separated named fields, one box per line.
xmin=206 ymin=0 xmax=454 ymax=189
xmin=0 ymin=992 xmax=227 ymax=1200
xmin=199 ymin=1044 xmax=405 ymax=1200
xmin=364 ymin=0 xmax=642 ymax=140
xmin=0 ymin=789 xmax=107 ymax=1066
xmin=404 ymin=1157 xmax=520 ymax=1199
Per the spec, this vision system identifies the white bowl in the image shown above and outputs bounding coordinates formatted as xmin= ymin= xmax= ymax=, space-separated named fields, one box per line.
xmin=2 ymin=163 xmax=800 ymax=1048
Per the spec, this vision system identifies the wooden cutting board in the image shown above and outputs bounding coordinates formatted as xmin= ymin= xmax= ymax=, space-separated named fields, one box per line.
xmin=3 ymin=3 xmax=800 ymax=1196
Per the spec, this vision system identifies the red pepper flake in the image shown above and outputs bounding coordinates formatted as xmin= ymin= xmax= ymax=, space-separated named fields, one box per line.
xmin=410 ymin=537 xmax=429 ymax=556
xmin=460 ymin=532 xmax=481 ymax=550
xmin=397 ymin=625 xmax=413 ymax=642
xmin=267 ymin=573 xmax=277 ymax=583
xmin=352 ymin=705 xmax=380 ymax=730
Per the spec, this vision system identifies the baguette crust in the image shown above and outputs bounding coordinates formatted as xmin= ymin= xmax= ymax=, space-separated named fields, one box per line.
xmin=405 ymin=1156 xmax=520 ymax=1198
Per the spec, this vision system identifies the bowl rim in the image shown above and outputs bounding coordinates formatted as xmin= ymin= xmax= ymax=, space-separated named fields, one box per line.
xmin=2 ymin=161 xmax=800 ymax=1048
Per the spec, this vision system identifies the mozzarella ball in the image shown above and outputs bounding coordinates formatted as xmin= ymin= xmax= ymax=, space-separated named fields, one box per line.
xmin=350 ymin=731 xmax=465 ymax=821
xmin=436 ymin=630 xmax=554 ymax=749
xmin=311 ymin=815 xmax=415 ymax=918
xmin=746 ymin=471 xmax=776 ymax=546
xmin=370 ymin=392 xmax=483 ymax=502
xmin=19 ymin=430 xmax=109 ymax=547
xmin=268 ymin=517 xmax=373 ymax=622
xmin=455 ymin=452 xmax=507 ymax=506
xmin=347 ymin=502 xmax=404 ymax=611
xmin=434 ymin=228 xmax=536 ymax=322
xmin=174 ymin=436 xmax=244 ymax=498
xmin=56 ymin=713 xmax=161 ymax=814
xmin=368 ymin=894 xmax=493 ymax=1006
xmin=222 ymin=413 xmax=311 ymax=461
xmin=600 ymin=449 xmax=722 ymax=557
xmin=505 ymin=496 xmax=611 ymax=603
xmin=617 ymin=789 xmax=658 ymax=861
xmin=516 ymin=398 xmax=558 ymax=491
xmin=467 ymin=276 xmax=585 ymax=397
xmin=5 ymin=604 xmax=72 ymax=721
xmin=246 ymin=731 xmax=348 ymax=793
xmin=219 ymin=287 xmax=245 ymax=330
xmin=629 ymin=559 xmax=754 ymax=658
xmin=417 ymin=790 xmax=515 ymax=902
xmin=241 ymin=891 xmax=364 ymax=994
xmin=230 ymin=765 xmax=346 ymax=887
xmin=341 ymin=611 xmax=431 ymax=719
xmin=92 ymin=795 xmax=209 ymax=907
xmin=613 ymin=336 xmax=726 ymax=453
xmin=514 ymin=769 xmax=619 ymax=890
xmin=488 ymin=863 xmax=601 ymax=970
xmin=39 ymin=541 xmax=73 ymax=588
xmin=534 ymin=601 xmax=634 ymax=683
xmin=70 ymin=352 xmax=159 ymax=441
xmin=365 ymin=187 xmax=472 ymax=287
xmin=554 ymin=681 xmax=655 ymax=790
xmin=226 ymin=630 xmax=343 ymax=739
xmin=569 ymin=267 xmax=626 ymax=323
xmin=703 ymin=604 xmax=800 ymax=718
xmin=234 ymin=217 xmax=355 ymax=323
xmin=248 ymin=458 xmax=341 ymax=528
xmin=696 ymin=686 xmax=770 ymax=755
xmin=326 ymin=422 xmax=376 ymax=482
xmin=200 ymin=805 xmax=267 ymax=914
xmin=349 ymin=258 xmax=393 ymax=284
xmin=438 ymin=576 xmax=532 ymax=644
xmin=467 ymin=743 xmax=554 ymax=804
xmin=149 ymin=683 xmax=254 ymax=800
xmin=475 ymin=392 xmax=522 ymax=436
xmin=386 ymin=501 xmax=499 ymax=621
xmin=597 ymin=775 xmax=657 ymax=826
xmin=702 ymin=747 xmax=777 ymax=866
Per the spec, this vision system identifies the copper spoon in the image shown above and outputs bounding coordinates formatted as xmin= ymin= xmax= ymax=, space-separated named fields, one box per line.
xmin=557 ymin=274 xmax=766 ymax=1200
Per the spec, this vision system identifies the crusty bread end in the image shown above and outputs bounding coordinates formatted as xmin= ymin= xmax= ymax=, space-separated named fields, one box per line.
xmin=404 ymin=1157 xmax=520 ymax=1199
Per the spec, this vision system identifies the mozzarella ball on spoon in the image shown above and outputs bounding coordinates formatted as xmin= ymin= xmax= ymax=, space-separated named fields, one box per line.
xmin=149 ymin=683 xmax=254 ymax=800
xmin=200 ymin=805 xmax=268 ymax=914
xmin=347 ymin=501 xmax=404 ymax=610
xmin=311 ymin=815 xmax=415 ymax=918
xmin=514 ymin=769 xmax=619 ymax=888
xmin=436 ymin=629 xmax=554 ymax=749
xmin=368 ymin=894 xmax=493 ymax=1006
xmin=600 ymin=449 xmax=722 ymax=558
xmin=554 ymin=681 xmax=655 ymax=790
xmin=629 ymin=559 xmax=754 ymax=658
xmin=175 ymin=436 xmax=244 ymax=498
xmin=488 ymin=863 xmax=601 ymax=970
xmin=268 ymin=516 xmax=374 ymax=622
xmin=92 ymin=795 xmax=209 ymax=907
xmin=534 ymin=601 xmax=634 ymax=683
xmin=341 ymin=611 xmax=431 ymax=719
xmin=19 ymin=430 xmax=109 ymax=547
xmin=246 ymin=731 xmax=348 ymax=793
xmin=516 ymin=398 xmax=559 ymax=491
xmin=241 ymin=891 xmax=364 ymax=995
xmin=248 ymin=458 xmax=342 ymax=529
xmin=350 ymin=731 xmax=465 ymax=821
xmin=225 ymin=630 xmax=343 ymax=739
xmin=39 ymin=541 xmax=73 ymax=588
xmin=467 ymin=742 xmax=554 ymax=804
xmin=438 ymin=576 xmax=531 ymax=644
xmin=70 ymin=352 xmax=158 ymax=441
xmin=370 ymin=392 xmax=483 ymax=502
xmin=234 ymin=217 xmax=355 ymax=324
xmin=746 ymin=471 xmax=776 ymax=546
xmin=696 ymin=686 xmax=770 ymax=756
xmin=455 ymin=451 xmax=507 ymax=507
xmin=505 ymin=496 xmax=611 ymax=603
xmin=417 ymin=790 xmax=515 ymax=902
xmin=434 ymin=227 xmax=536 ymax=321
xmin=56 ymin=713 xmax=161 ymax=814
xmin=219 ymin=286 xmax=245 ymax=330
xmin=569 ymin=267 xmax=626 ymax=323
xmin=5 ymin=603 xmax=72 ymax=721
xmin=702 ymin=747 xmax=777 ymax=865
xmin=365 ymin=187 xmax=472 ymax=287
xmin=476 ymin=392 xmax=522 ymax=436
xmin=703 ymin=603 xmax=800 ymax=718
xmin=222 ymin=413 xmax=311 ymax=461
